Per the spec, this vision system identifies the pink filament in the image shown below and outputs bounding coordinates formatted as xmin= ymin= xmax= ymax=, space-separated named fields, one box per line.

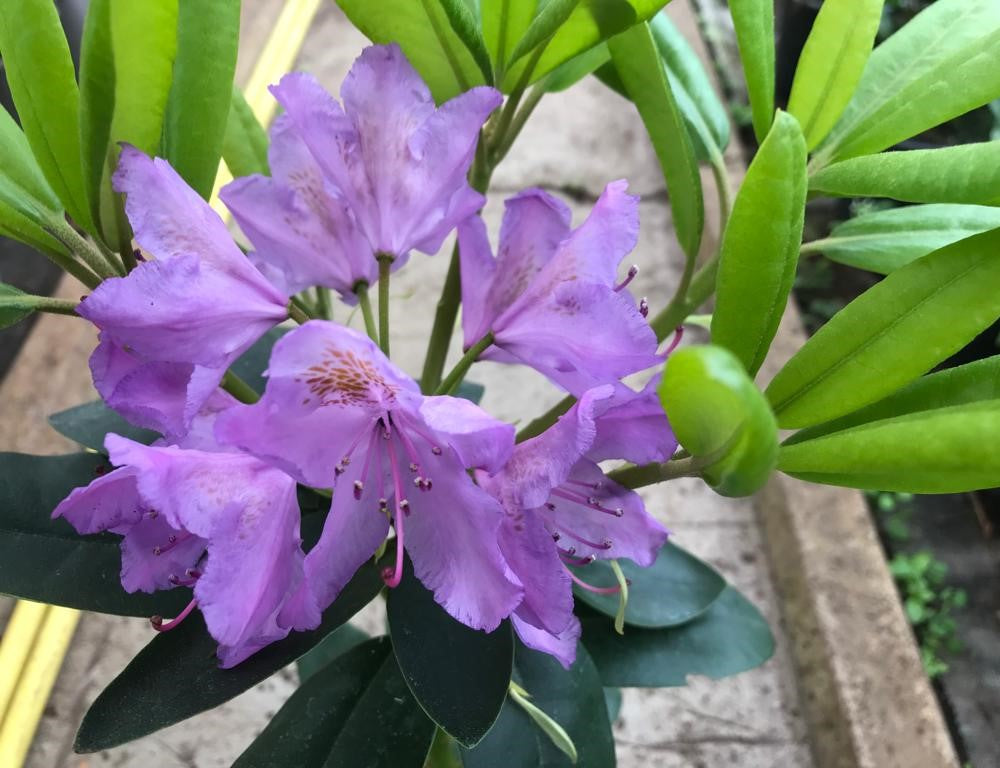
xmin=566 ymin=568 xmax=622 ymax=595
xmin=664 ymin=325 xmax=684 ymax=355
xmin=382 ymin=433 xmax=406 ymax=588
xmin=151 ymin=598 xmax=198 ymax=632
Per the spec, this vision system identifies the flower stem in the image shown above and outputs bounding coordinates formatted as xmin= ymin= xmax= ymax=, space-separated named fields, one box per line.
xmin=288 ymin=298 xmax=312 ymax=325
xmin=355 ymin=282 xmax=379 ymax=343
xmin=45 ymin=215 xmax=123 ymax=280
xmin=606 ymin=455 xmax=710 ymax=488
xmin=221 ymin=370 xmax=260 ymax=404
xmin=435 ymin=332 xmax=493 ymax=396
xmin=315 ymin=286 xmax=333 ymax=320
xmin=420 ymin=242 xmax=461 ymax=393
xmin=516 ymin=394 xmax=575 ymax=442
xmin=377 ymin=253 xmax=393 ymax=356
xmin=30 ymin=296 xmax=80 ymax=317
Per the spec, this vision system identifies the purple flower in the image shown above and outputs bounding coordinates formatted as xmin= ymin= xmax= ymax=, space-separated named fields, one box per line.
xmin=53 ymin=400 xmax=308 ymax=668
xmin=77 ymin=147 xmax=289 ymax=437
xmin=269 ymin=44 xmax=501 ymax=268
xmin=215 ymin=321 xmax=522 ymax=632
xmin=479 ymin=386 xmax=671 ymax=667
xmin=458 ymin=182 xmax=660 ymax=395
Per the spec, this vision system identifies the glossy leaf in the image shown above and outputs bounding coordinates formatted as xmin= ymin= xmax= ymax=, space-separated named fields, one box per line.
xmin=802 ymin=203 xmax=1000 ymax=274
xmin=0 ymin=452 xmax=190 ymax=617
xmin=786 ymin=356 xmax=1000 ymax=445
xmin=581 ymin=586 xmax=775 ymax=687
xmin=778 ymin=400 xmax=1000 ymax=493
xmin=482 ymin=0 xmax=540 ymax=76
xmin=296 ymin=624 xmax=370 ymax=683
xmin=234 ymin=638 xmax=435 ymax=768
xmin=75 ymin=558 xmax=386 ymax=752
xmin=461 ymin=643 xmax=615 ymax=768
xmin=817 ymin=0 xmax=1000 ymax=163
xmin=543 ymin=42 xmax=611 ymax=93
xmin=387 ymin=557 xmax=513 ymax=748
xmin=712 ymin=111 xmax=806 ymax=375
xmin=728 ymin=0 xmax=775 ymax=143
xmin=163 ymin=0 xmax=240 ymax=199
xmin=48 ymin=400 xmax=159 ymax=451
xmin=609 ymin=22 xmax=702 ymax=258
xmin=571 ymin=543 xmax=725 ymax=628
xmin=337 ymin=0 xmax=489 ymax=103
xmin=786 ymin=0 xmax=882 ymax=150
xmin=810 ymin=143 xmax=1000 ymax=206
xmin=660 ymin=345 xmax=779 ymax=497
xmin=223 ymin=87 xmax=270 ymax=180
xmin=0 ymin=0 xmax=95 ymax=232
xmin=766 ymin=228 xmax=1000 ymax=428
xmin=78 ymin=0 xmax=116 ymax=232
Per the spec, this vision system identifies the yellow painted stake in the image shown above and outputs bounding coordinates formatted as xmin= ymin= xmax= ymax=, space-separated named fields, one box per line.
xmin=0 ymin=602 xmax=49 ymax=724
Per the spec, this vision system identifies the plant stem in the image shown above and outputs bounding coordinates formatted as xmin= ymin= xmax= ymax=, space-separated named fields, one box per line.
xmin=221 ymin=370 xmax=260 ymax=404
xmin=112 ymin=190 xmax=137 ymax=273
xmin=607 ymin=455 xmax=708 ymax=488
xmin=30 ymin=296 xmax=80 ymax=317
xmin=315 ymin=286 xmax=333 ymax=320
xmin=650 ymin=256 xmax=719 ymax=341
xmin=420 ymin=242 xmax=462 ymax=393
xmin=516 ymin=394 xmax=575 ymax=442
xmin=492 ymin=83 xmax=545 ymax=165
xmin=708 ymin=150 xmax=732 ymax=238
xmin=377 ymin=253 xmax=393 ymax=356
xmin=288 ymin=298 xmax=312 ymax=324
xmin=435 ymin=332 xmax=493 ymax=395
xmin=45 ymin=215 xmax=122 ymax=280
xmin=355 ymin=282 xmax=378 ymax=343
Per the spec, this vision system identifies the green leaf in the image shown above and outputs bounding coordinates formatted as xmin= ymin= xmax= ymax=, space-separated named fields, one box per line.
xmin=661 ymin=345 xmax=778 ymax=497
xmin=810 ymin=142 xmax=1000 ymax=206
xmin=337 ymin=0 xmax=489 ymax=103
xmin=222 ymin=87 xmax=270 ymax=180
xmin=802 ymin=204 xmax=1000 ymax=274
xmin=766 ymin=227 xmax=1000 ymax=428
xmin=786 ymin=0 xmax=883 ymax=150
xmin=387 ymin=557 xmax=513 ymax=748
xmin=609 ymin=21 xmax=703 ymax=259
xmin=603 ymin=686 xmax=622 ymax=722
xmin=778 ymin=400 xmax=1000 ymax=493
xmin=482 ymin=0 xmax=538 ymax=76
xmin=728 ymin=0 xmax=775 ymax=143
xmin=0 ymin=0 xmax=95 ymax=232
xmin=504 ymin=0 xmax=670 ymax=92
xmin=817 ymin=0 xmax=1000 ymax=163
xmin=786 ymin=355 xmax=1000 ymax=445
xmin=162 ymin=0 xmax=240 ymax=199
xmin=233 ymin=638 xmax=435 ymax=768
xmin=296 ymin=623 xmax=370 ymax=683
xmin=712 ymin=111 xmax=806 ymax=375
xmin=109 ymin=0 xmax=178 ymax=156
xmin=581 ymin=586 xmax=775 ymax=686
xmin=78 ymin=0 xmax=116 ymax=232
xmin=0 ymin=452 xmax=190 ymax=617
xmin=543 ymin=42 xmax=611 ymax=92
xmin=439 ymin=0 xmax=496 ymax=86
xmin=75 ymin=558 xmax=386 ymax=752
xmin=461 ymin=643 xmax=615 ymax=768
xmin=0 ymin=283 xmax=32 ymax=330
xmin=571 ymin=543 xmax=725 ymax=628
xmin=48 ymin=400 xmax=159 ymax=451
xmin=228 ymin=327 xmax=290 ymax=394
xmin=0 ymin=104 xmax=61 ymax=210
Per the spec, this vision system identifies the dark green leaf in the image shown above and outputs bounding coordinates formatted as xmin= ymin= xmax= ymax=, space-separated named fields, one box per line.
xmin=234 ymin=638 xmax=435 ymax=768
xmin=455 ymin=379 xmax=486 ymax=404
xmin=48 ymin=401 xmax=159 ymax=451
xmin=387 ymin=557 xmax=513 ymax=748
xmin=810 ymin=143 xmax=1000 ymax=206
xmin=296 ymin=623 xmax=370 ymax=683
xmin=603 ymin=687 xmax=622 ymax=722
xmin=461 ymin=643 xmax=615 ymax=768
xmin=571 ymin=543 xmax=725 ymax=628
xmin=766 ymin=227 xmax=1000 ymax=428
xmin=729 ymin=0 xmax=775 ymax=143
xmin=581 ymin=586 xmax=775 ymax=686
xmin=78 ymin=0 xmax=116 ymax=233
xmin=223 ymin=87 xmax=270 ymax=180
xmin=228 ymin=327 xmax=289 ymax=394
xmin=75 ymin=558 xmax=386 ymax=752
xmin=609 ymin=21 xmax=703 ymax=259
xmin=0 ymin=283 xmax=33 ymax=330
xmin=778 ymin=400 xmax=1000 ymax=493
xmin=439 ymin=0 xmax=496 ymax=86
xmin=0 ymin=0 xmax=95 ymax=232
xmin=0 ymin=452 xmax=189 ymax=617
xmin=163 ymin=0 xmax=241 ymax=199
xmin=712 ymin=111 xmax=806 ymax=375
xmin=801 ymin=204 xmax=1000 ymax=274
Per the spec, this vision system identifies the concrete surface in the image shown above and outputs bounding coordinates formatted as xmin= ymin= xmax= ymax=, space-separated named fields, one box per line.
xmin=0 ymin=1 xmax=956 ymax=767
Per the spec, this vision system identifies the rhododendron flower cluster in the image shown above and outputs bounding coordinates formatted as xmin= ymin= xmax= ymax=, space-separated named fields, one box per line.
xmin=55 ymin=44 xmax=674 ymax=669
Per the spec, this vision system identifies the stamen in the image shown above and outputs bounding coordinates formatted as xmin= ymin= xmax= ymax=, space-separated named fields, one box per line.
xmin=378 ymin=497 xmax=389 ymax=513
xmin=664 ymin=325 xmax=684 ymax=355
xmin=150 ymin=598 xmax=198 ymax=632
xmin=431 ymin=446 xmax=442 ymax=456
xmin=559 ymin=550 xmax=595 ymax=566
xmin=168 ymin=568 xmax=202 ymax=587
xmin=558 ymin=527 xmax=613 ymax=550
xmin=382 ymin=436 xmax=407 ymax=588
xmin=353 ymin=480 xmax=364 ymax=500
xmin=133 ymin=248 xmax=145 ymax=262
xmin=152 ymin=530 xmax=193 ymax=556
xmin=639 ymin=297 xmax=649 ymax=318
xmin=614 ymin=265 xmax=639 ymax=292
xmin=355 ymin=426 xmax=380 ymax=502
xmin=566 ymin=568 xmax=623 ymax=594
xmin=393 ymin=412 xmax=443 ymax=458
xmin=550 ymin=488 xmax=624 ymax=517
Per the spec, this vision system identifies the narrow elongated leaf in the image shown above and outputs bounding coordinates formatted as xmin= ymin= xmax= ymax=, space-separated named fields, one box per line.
xmin=786 ymin=0 xmax=883 ymax=150
xmin=75 ymin=559 xmax=386 ymax=752
xmin=461 ymin=643 xmax=614 ymax=768
xmin=337 ymin=0 xmax=489 ymax=103
xmin=296 ymin=624 xmax=370 ymax=683
xmin=778 ymin=400 xmax=1000 ymax=492
xmin=387 ymin=557 xmax=513 ymax=748
xmin=818 ymin=0 xmax=1000 ymax=163
xmin=767 ymin=228 xmax=1000 ymax=428
xmin=609 ymin=22 xmax=702 ymax=258
xmin=544 ymin=42 xmax=611 ymax=92
xmin=581 ymin=586 xmax=774 ymax=687
xmin=810 ymin=143 xmax=1000 ymax=206
xmin=0 ymin=283 xmax=32 ymax=329
xmin=78 ymin=0 xmax=116 ymax=231
xmin=109 ymin=0 xmax=178 ymax=156
xmin=571 ymin=543 xmax=725 ymax=628
xmin=482 ymin=0 xmax=538 ymax=75
xmin=234 ymin=638 xmax=434 ymax=768
xmin=803 ymin=204 xmax=1000 ymax=274
xmin=0 ymin=0 xmax=95 ymax=232
xmin=728 ymin=0 xmax=775 ymax=143
xmin=163 ymin=0 xmax=240 ymax=199
xmin=786 ymin=355 xmax=1000 ymax=445
xmin=0 ymin=452 xmax=189 ymax=617
xmin=0 ymin=105 xmax=61 ymax=210
xmin=712 ymin=111 xmax=806 ymax=375
xmin=48 ymin=400 xmax=159 ymax=451
xmin=222 ymin=87 xmax=270 ymax=180
xmin=439 ymin=0 xmax=495 ymax=86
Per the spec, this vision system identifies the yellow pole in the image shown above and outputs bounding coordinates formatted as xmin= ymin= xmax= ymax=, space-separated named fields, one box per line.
xmin=0 ymin=602 xmax=49 ymax=724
